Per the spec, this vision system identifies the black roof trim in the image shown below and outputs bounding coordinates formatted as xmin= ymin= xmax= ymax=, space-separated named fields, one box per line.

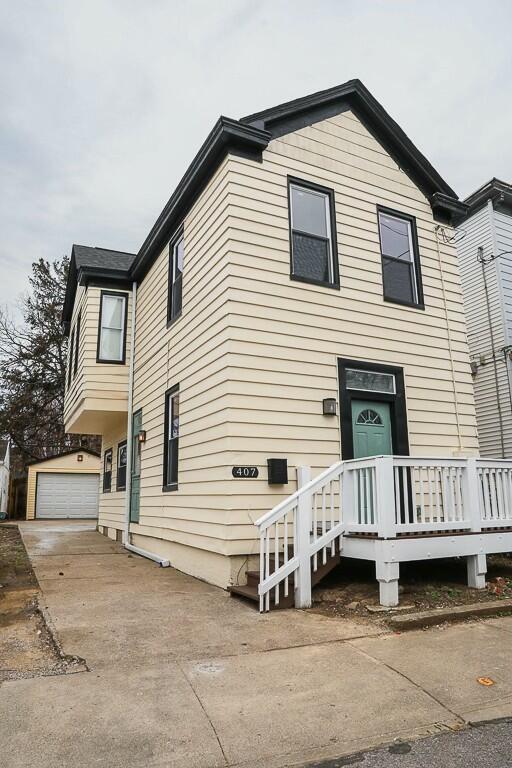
xmin=129 ymin=117 xmax=271 ymax=280
xmin=456 ymin=178 xmax=512 ymax=224
xmin=27 ymin=446 xmax=101 ymax=467
xmin=241 ymin=79 xmax=458 ymax=207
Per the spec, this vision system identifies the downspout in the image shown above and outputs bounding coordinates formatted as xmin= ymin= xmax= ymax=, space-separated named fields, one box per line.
xmin=434 ymin=226 xmax=463 ymax=452
xmin=123 ymin=280 xmax=170 ymax=567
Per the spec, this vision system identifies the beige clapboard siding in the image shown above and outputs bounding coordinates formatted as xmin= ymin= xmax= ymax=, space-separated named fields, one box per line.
xmin=64 ymin=284 xmax=131 ymax=433
xmin=130 ymin=158 xmax=236 ymax=552
xmin=217 ymin=111 xmax=477 ymax=528
xmin=97 ymin=425 xmax=127 ymax=532
xmin=26 ymin=451 xmax=100 ymax=519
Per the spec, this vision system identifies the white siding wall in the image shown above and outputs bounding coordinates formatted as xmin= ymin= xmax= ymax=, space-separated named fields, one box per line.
xmin=457 ymin=205 xmax=510 ymax=457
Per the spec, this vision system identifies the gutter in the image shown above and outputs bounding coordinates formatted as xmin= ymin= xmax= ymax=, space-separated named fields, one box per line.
xmin=122 ymin=280 xmax=170 ymax=567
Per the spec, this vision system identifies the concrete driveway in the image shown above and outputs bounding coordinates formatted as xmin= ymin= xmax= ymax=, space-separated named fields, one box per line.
xmin=2 ymin=521 xmax=512 ymax=768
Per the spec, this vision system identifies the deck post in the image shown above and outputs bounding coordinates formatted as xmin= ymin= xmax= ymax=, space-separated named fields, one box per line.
xmin=376 ymin=559 xmax=399 ymax=607
xmin=467 ymin=553 xmax=487 ymax=589
xmin=295 ymin=466 xmax=312 ymax=609
xmin=375 ymin=456 xmax=396 ymax=539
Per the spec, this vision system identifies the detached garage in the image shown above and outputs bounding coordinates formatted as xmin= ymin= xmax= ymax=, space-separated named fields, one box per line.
xmin=26 ymin=448 xmax=100 ymax=520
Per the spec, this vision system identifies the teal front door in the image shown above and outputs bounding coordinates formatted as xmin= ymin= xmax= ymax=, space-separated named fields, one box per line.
xmin=130 ymin=410 xmax=142 ymax=523
xmin=351 ymin=400 xmax=392 ymax=458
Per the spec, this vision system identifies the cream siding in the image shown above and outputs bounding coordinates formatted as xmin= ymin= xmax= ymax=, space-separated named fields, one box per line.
xmin=125 ymin=109 xmax=477 ymax=586
xmin=98 ymin=423 xmax=128 ymax=534
xmin=457 ymin=205 xmax=511 ymax=457
xmin=64 ymin=285 xmax=131 ymax=435
xmin=26 ymin=451 xmax=101 ymax=519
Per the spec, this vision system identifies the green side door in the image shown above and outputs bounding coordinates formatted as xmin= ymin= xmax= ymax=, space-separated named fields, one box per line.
xmin=351 ymin=400 xmax=392 ymax=459
xmin=130 ymin=410 xmax=142 ymax=523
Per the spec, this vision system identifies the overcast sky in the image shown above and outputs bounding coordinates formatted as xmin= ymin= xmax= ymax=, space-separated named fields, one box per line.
xmin=1 ymin=0 xmax=511 ymax=312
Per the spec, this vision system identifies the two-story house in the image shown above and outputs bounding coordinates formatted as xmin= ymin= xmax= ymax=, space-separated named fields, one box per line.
xmin=456 ymin=179 xmax=512 ymax=459
xmin=64 ymin=80 xmax=512 ymax=610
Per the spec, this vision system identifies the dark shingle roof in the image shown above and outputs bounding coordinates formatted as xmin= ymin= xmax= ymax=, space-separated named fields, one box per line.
xmin=72 ymin=245 xmax=136 ymax=273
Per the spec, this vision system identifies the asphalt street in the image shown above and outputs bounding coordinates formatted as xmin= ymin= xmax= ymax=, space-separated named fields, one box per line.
xmin=311 ymin=720 xmax=512 ymax=768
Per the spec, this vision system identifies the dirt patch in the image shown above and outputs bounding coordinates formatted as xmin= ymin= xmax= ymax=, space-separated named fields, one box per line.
xmin=309 ymin=555 xmax=512 ymax=623
xmin=0 ymin=525 xmax=86 ymax=681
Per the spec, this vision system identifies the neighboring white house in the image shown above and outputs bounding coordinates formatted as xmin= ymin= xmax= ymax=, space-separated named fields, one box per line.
xmin=0 ymin=439 xmax=11 ymax=519
xmin=456 ymin=179 xmax=512 ymax=458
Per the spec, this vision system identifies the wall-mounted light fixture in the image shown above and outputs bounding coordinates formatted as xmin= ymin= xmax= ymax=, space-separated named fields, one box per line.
xmin=77 ymin=454 xmax=84 ymax=462
xmin=322 ymin=398 xmax=337 ymax=416
xmin=138 ymin=430 xmax=147 ymax=444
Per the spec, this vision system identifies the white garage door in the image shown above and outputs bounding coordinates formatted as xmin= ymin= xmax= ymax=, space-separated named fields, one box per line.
xmin=36 ymin=473 xmax=100 ymax=519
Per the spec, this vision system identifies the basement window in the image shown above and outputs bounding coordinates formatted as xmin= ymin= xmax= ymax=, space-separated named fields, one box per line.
xmin=378 ymin=208 xmax=424 ymax=308
xmin=97 ymin=291 xmax=127 ymax=363
xmin=103 ymin=448 xmax=112 ymax=493
xmin=163 ymin=385 xmax=179 ymax=491
xmin=289 ymin=179 xmax=339 ymax=288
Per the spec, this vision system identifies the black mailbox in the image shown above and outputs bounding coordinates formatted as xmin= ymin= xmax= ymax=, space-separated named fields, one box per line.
xmin=267 ymin=458 xmax=288 ymax=485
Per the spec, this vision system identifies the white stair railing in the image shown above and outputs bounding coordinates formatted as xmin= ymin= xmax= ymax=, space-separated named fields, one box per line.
xmin=255 ymin=462 xmax=345 ymax=612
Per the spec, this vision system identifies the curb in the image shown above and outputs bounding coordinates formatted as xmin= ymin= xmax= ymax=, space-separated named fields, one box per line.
xmin=386 ymin=598 xmax=512 ymax=630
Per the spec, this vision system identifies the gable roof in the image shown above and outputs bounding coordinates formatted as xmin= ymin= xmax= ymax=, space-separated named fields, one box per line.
xmin=62 ymin=245 xmax=136 ymax=325
xmin=63 ymin=80 xmax=467 ymax=311
xmin=457 ymin=178 xmax=512 ymax=223
xmin=26 ymin=447 xmax=101 ymax=467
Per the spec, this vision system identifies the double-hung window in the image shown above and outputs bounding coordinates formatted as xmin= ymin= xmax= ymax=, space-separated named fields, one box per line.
xmin=168 ymin=232 xmax=184 ymax=324
xmin=103 ymin=448 xmax=112 ymax=492
xmin=289 ymin=179 xmax=338 ymax=288
xmin=97 ymin=292 xmax=127 ymax=363
xmin=377 ymin=208 xmax=424 ymax=308
xmin=116 ymin=441 xmax=127 ymax=491
xmin=73 ymin=312 xmax=81 ymax=377
xmin=163 ymin=385 xmax=179 ymax=490
xmin=67 ymin=327 xmax=74 ymax=389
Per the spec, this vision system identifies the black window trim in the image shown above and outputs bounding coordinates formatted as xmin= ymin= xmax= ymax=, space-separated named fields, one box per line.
xmin=96 ymin=290 xmax=129 ymax=364
xmin=162 ymin=383 xmax=179 ymax=492
xmin=116 ymin=440 xmax=127 ymax=491
xmin=376 ymin=205 xmax=425 ymax=310
xmin=167 ymin=225 xmax=184 ymax=328
xmin=287 ymin=175 xmax=340 ymax=290
xmin=103 ymin=447 xmax=113 ymax=493
xmin=73 ymin=311 xmax=81 ymax=378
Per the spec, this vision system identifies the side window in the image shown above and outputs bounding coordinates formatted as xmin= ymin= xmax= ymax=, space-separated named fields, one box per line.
xmin=116 ymin=441 xmax=127 ymax=491
xmin=163 ymin=385 xmax=179 ymax=490
xmin=168 ymin=231 xmax=184 ymax=324
xmin=73 ymin=311 xmax=81 ymax=377
xmin=103 ymin=448 xmax=113 ymax=492
xmin=97 ymin=292 xmax=127 ymax=363
xmin=67 ymin=327 xmax=74 ymax=389
xmin=288 ymin=179 xmax=338 ymax=288
xmin=377 ymin=208 xmax=424 ymax=308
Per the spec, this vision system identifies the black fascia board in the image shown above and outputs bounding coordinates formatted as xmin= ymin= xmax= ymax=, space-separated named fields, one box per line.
xmin=129 ymin=117 xmax=271 ymax=281
xmin=242 ymin=79 xmax=460 ymax=215
xmin=456 ymin=178 xmax=512 ymax=224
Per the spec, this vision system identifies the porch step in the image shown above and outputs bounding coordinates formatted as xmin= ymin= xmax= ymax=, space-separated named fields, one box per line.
xmin=229 ymin=539 xmax=341 ymax=611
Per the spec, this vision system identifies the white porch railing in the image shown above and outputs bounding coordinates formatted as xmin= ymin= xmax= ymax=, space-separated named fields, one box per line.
xmin=255 ymin=455 xmax=512 ymax=612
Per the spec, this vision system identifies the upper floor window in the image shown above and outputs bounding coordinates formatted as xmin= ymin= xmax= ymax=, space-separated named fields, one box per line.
xmin=67 ymin=327 xmax=74 ymax=389
xmin=116 ymin=441 xmax=127 ymax=491
xmin=168 ymin=231 xmax=184 ymax=324
xmin=97 ymin=291 xmax=127 ymax=363
xmin=73 ymin=312 xmax=81 ymax=377
xmin=288 ymin=179 xmax=339 ymax=288
xmin=163 ymin=385 xmax=179 ymax=490
xmin=377 ymin=208 xmax=424 ymax=308
xmin=103 ymin=448 xmax=112 ymax=492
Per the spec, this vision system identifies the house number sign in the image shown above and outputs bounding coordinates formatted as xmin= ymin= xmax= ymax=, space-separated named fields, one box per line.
xmin=232 ymin=466 xmax=259 ymax=478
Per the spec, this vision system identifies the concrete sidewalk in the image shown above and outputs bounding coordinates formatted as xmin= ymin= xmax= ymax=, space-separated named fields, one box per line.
xmin=2 ymin=521 xmax=512 ymax=768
